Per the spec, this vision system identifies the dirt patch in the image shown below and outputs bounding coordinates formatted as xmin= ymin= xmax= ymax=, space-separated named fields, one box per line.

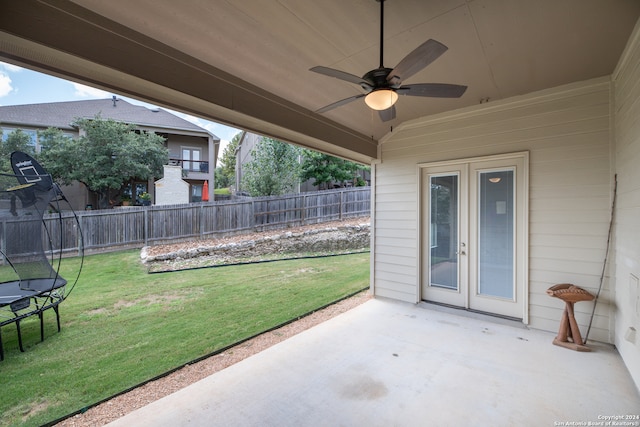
xmin=113 ymin=299 xmax=137 ymax=310
xmin=3 ymin=399 xmax=53 ymax=424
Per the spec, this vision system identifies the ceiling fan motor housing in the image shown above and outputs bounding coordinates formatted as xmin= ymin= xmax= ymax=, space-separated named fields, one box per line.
xmin=362 ymin=68 xmax=394 ymax=91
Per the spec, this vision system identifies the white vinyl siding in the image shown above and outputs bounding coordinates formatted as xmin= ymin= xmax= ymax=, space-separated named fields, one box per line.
xmin=375 ymin=77 xmax=613 ymax=342
xmin=612 ymin=21 xmax=640 ymax=389
xmin=374 ymin=161 xmax=420 ymax=301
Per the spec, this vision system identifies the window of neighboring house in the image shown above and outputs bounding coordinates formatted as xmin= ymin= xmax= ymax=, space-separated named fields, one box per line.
xmin=191 ymin=183 xmax=202 ymax=202
xmin=182 ymin=147 xmax=201 ymax=172
xmin=1 ymin=127 xmax=74 ymax=152
xmin=1 ymin=127 xmax=38 ymax=150
xmin=37 ymin=132 xmax=74 ymax=153
xmin=123 ymin=182 xmax=149 ymax=205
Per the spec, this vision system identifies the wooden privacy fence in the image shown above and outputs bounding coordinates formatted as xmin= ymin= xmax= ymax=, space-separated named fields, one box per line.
xmin=36 ymin=187 xmax=370 ymax=254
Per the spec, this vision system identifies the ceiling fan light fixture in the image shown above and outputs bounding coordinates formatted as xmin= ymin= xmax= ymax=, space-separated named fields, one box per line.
xmin=310 ymin=0 xmax=466 ymax=121
xmin=365 ymin=89 xmax=398 ymax=110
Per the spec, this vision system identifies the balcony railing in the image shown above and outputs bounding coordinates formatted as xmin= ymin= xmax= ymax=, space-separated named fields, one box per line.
xmin=168 ymin=158 xmax=209 ymax=173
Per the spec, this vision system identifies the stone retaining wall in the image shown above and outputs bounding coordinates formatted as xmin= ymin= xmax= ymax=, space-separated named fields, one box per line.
xmin=141 ymin=222 xmax=370 ymax=264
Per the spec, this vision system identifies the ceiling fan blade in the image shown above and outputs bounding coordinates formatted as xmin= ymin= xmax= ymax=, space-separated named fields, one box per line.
xmin=387 ymin=39 xmax=448 ymax=86
xmin=316 ymin=94 xmax=365 ymax=113
xmin=398 ymin=83 xmax=467 ymax=98
xmin=378 ymin=106 xmax=396 ymax=122
xmin=310 ymin=66 xmax=372 ymax=88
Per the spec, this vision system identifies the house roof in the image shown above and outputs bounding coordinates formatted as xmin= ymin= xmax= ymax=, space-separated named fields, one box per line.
xmin=0 ymin=98 xmax=218 ymax=139
xmin=1 ymin=1 xmax=639 ymax=162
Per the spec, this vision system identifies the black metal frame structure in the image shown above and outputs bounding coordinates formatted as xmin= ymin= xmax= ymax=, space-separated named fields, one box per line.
xmin=0 ymin=152 xmax=82 ymax=360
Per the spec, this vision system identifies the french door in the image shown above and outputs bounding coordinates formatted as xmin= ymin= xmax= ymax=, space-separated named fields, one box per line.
xmin=421 ymin=153 xmax=528 ymax=320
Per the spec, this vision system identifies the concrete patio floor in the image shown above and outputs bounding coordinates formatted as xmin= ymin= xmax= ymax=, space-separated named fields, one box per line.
xmin=107 ymin=298 xmax=640 ymax=427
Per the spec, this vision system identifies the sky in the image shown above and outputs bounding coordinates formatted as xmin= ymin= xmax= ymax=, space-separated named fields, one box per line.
xmin=0 ymin=62 xmax=241 ymax=164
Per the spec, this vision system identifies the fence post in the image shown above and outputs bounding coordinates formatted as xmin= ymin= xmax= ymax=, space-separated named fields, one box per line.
xmin=301 ymin=194 xmax=306 ymax=224
xmin=212 ymin=200 xmax=217 ymax=236
xmin=1 ymin=220 xmax=5 ymax=265
xmin=339 ymin=190 xmax=343 ymax=220
xmin=144 ymin=208 xmax=149 ymax=246
xmin=77 ymin=213 xmax=83 ymax=257
xmin=251 ymin=199 xmax=256 ymax=229
xmin=199 ymin=204 xmax=204 ymax=240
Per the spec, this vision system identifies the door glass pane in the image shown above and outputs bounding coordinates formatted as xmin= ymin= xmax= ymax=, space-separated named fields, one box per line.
xmin=430 ymin=175 xmax=458 ymax=290
xmin=182 ymin=149 xmax=191 ymax=170
xmin=478 ymin=170 xmax=514 ymax=299
xmin=192 ymin=150 xmax=200 ymax=171
xmin=191 ymin=184 xmax=202 ymax=202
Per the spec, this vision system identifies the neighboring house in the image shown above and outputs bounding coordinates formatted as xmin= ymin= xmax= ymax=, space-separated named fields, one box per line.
xmin=234 ymin=131 xmax=261 ymax=194
xmin=235 ymin=131 xmax=369 ymax=194
xmin=0 ymin=98 xmax=219 ymax=210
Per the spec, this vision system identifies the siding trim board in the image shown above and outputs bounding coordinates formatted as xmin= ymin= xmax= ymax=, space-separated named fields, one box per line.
xmin=369 ymin=162 xmax=377 ymax=297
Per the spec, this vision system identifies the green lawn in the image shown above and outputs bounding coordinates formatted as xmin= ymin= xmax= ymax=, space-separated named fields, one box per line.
xmin=0 ymin=250 xmax=369 ymax=427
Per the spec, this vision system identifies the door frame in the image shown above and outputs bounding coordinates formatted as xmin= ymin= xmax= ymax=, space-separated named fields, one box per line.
xmin=417 ymin=151 xmax=529 ymax=323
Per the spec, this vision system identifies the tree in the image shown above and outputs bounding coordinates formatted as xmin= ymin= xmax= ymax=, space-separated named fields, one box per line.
xmin=36 ymin=127 xmax=74 ymax=177
xmin=38 ymin=116 xmax=168 ymax=208
xmin=0 ymin=129 xmax=36 ymax=173
xmin=214 ymin=166 xmax=229 ymax=189
xmin=215 ymin=131 xmax=241 ymax=189
xmin=241 ymin=137 xmax=300 ymax=196
xmin=299 ymin=149 xmax=369 ymax=190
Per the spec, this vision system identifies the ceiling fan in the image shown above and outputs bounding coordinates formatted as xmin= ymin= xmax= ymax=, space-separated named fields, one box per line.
xmin=310 ymin=0 xmax=467 ymax=122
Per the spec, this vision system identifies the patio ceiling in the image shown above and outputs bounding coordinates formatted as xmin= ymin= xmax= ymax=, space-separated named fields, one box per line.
xmin=1 ymin=1 xmax=639 ymax=163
